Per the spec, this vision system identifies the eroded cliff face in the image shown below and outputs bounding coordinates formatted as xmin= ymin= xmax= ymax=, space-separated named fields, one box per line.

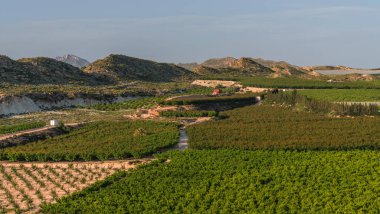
xmin=0 ymin=93 xmax=135 ymax=116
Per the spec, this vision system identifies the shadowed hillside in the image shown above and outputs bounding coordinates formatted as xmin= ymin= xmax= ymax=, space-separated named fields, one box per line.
xmin=0 ymin=55 xmax=113 ymax=85
xmin=83 ymin=54 xmax=197 ymax=82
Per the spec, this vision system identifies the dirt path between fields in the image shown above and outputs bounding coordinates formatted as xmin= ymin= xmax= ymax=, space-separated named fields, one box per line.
xmin=0 ymin=123 xmax=81 ymax=141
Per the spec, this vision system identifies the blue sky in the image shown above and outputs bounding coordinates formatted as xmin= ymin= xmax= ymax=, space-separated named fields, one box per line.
xmin=1 ymin=0 xmax=379 ymax=67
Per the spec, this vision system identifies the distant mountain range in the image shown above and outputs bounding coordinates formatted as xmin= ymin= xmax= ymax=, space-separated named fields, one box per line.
xmin=55 ymin=54 xmax=90 ymax=68
xmin=0 ymin=55 xmax=111 ymax=85
xmin=1 ymin=53 xmax=372 ymax=86
xmin=178 ymin=57 xmax=319 ymax=77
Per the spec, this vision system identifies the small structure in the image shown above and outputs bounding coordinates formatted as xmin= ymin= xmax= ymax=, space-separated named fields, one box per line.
xmin=212 ymin=89 xmax=221 ymax=96
xmin=50 ymin=119 xmax=60 ymax=127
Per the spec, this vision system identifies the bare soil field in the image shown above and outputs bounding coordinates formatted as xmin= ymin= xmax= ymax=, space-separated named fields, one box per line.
xmin=0 ymin=159 xmax=150 ymax=213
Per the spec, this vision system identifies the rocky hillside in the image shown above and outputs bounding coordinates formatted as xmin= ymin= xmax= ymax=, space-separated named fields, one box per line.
xmin=0 ymin=55 xmax=112 ymax=85
xmin=83 ymin=54 xmax=197 ymax=82
xmin=191 ymin=57 xmax=275 ymax=77
xmin=179 ymin=57 xmax=319 ymax=77
xmin=56 ymin=54 xmax=90 ymax=68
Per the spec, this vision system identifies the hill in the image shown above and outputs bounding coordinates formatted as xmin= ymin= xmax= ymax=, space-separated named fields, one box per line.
xmin=0 ymin=55 xmax=112 ymax=85
xmin=55 ymin=54 xmax=90 ymax=68
xmin=83 ymin=54 xmax=197 ymax=82
xmin=303 ymin=65 xmax=353 ymax=71
xmin=178 ymin=57 xmax=318 ymax=77
xmin=192 ymin=57 xmax=276 ymax=77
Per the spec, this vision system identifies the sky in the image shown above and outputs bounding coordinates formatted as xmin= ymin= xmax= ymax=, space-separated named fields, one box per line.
xmin=0 ymin=0 xmax=380 ymax=67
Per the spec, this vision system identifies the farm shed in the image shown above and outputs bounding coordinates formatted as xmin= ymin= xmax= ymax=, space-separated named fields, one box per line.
xmin=50 ymin=119 xmax=60 ymax=126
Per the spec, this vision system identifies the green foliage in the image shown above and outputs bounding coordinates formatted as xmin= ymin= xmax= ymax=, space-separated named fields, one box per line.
xmin=88 ymin=87 xmax=214 ymax=111
xmin=163 ymin=93 xmax=260 ymax=105
xmin=0 ymin=122 xmax=45 ymax=135
xmin=299 ymin=89 xmax=380 ymax=102
xmin=89 ymin=97 xmax=168 ymax=111
xmin=42 ymin=150 xmax=380 ymax=213
xmin=266 ymin=91 xmax=378 ymax=116
xmin=160 ymin=110 xmax=218 ymax=117
xmin=0 ymin=121 xmax=179 ymax=161
xmin=240 ymin=76 xmax=380 ymax=89
xmin=187 ymin=105 xmax=380 ymax=150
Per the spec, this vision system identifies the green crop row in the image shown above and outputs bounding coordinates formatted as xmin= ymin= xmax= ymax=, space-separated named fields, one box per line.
xmin=187 ymin=105 xmax=380 ymax=150
xmin=0 ymin=122 xmax=46 ymax=135
xmin=43 ymin=150 xmax=380 ymax=213
xmin=88 ymin=87 xmax=214 ymax=111
xmin=89 ymin=96 xmax=168 ymax=111
xmin=160 ymin=110 xmax=218 ymax=117
xmin=265 ymin=91 xmax=378 ymax=116
xmin=162 ymin=93 xmax=260 ymax=106
xmin=298 ymin=89 xmax=380 ymax=102
xmin=0 ymin=120 xmax=179 ymax=161
xmin=239 ymin=76 xmax=380 ymax=89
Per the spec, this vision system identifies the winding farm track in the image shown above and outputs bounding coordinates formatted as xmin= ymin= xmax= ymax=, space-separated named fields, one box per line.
xmin=0 ymin=123 xmax=81 ymax=141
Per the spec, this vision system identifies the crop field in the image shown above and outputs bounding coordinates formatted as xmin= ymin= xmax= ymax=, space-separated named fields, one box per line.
xmin=239 ymin=76 xmax=380 ymax=89
xmin=43 ymin=150 xmax=380 ymax=213
xmin=0 ymin=120 xmax=179 ymax=161
xmin=299 ymin=89 xmax=380 ymax=102
xmin=163 ymin=93 xmax=260 ymax=105
xmin=90 ymin=96 xmax=169 ymax=111
xmin=0 ymin=122 xmax=45 ymax=135
xmin=160 ymin=110 xmax=218 ymax=117
xmin=0 ymin=159 xmax=147 ymax=213
xmin=88 ymin=87 xmax=214 ymax=111
xmin=187 ymin=105 xmax=380 ymax=150
xmin=0 ymin=109 xmax=133 ymax=127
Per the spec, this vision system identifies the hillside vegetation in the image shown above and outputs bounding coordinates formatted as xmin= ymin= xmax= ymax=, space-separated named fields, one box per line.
xmin=84 ymin=54 xmax=197 ymax=82
xmin=0 ymin=56 xmax=111 ymax=85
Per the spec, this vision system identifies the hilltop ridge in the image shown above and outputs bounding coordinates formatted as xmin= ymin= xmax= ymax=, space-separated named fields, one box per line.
xmin=83 ymin=54 xmax=197 ymax=82
xmin=0 ymin=56 xmax=112 ymax=85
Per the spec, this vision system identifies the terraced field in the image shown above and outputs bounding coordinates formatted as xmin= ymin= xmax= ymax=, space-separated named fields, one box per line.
xmin=0 ymin=160 xmax=148 ymax=213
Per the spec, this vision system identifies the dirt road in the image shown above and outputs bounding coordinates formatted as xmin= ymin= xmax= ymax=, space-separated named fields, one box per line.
xmin=0 ymin=123 xmax=81 ymax=141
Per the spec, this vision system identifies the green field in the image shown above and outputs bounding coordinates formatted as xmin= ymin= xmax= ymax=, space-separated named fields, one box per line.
xmin=43 ymin=150 xmax=380 ymax=213
xmin=163 ymin=93 xmax=260 ymax=105
xmin=239 ymin=76 xmax=380 ymax=89
xmin=160 ymin=110 xmax=218 ymax=117
xmin=299 ymin=89 xmax=380 ymax=102
xmin=187 ymin=105 xmax=380 ymax=150
xmin=0 ymin=120 xmax=179 ymax=161
xmin=88 ymin=87 xmax=214 ymax=111
xmin=89 ymin=96 xmax=168 ymax=111
xmin=0 ymin=122 xmax=46 ymax=135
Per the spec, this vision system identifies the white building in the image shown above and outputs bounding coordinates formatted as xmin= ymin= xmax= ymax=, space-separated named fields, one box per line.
xmin=50 ymin=119 xmax=60 ymax=126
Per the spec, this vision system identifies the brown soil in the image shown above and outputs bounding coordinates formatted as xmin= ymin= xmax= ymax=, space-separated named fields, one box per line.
xmin=0 ymin=159 xmax=150 ymax=213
